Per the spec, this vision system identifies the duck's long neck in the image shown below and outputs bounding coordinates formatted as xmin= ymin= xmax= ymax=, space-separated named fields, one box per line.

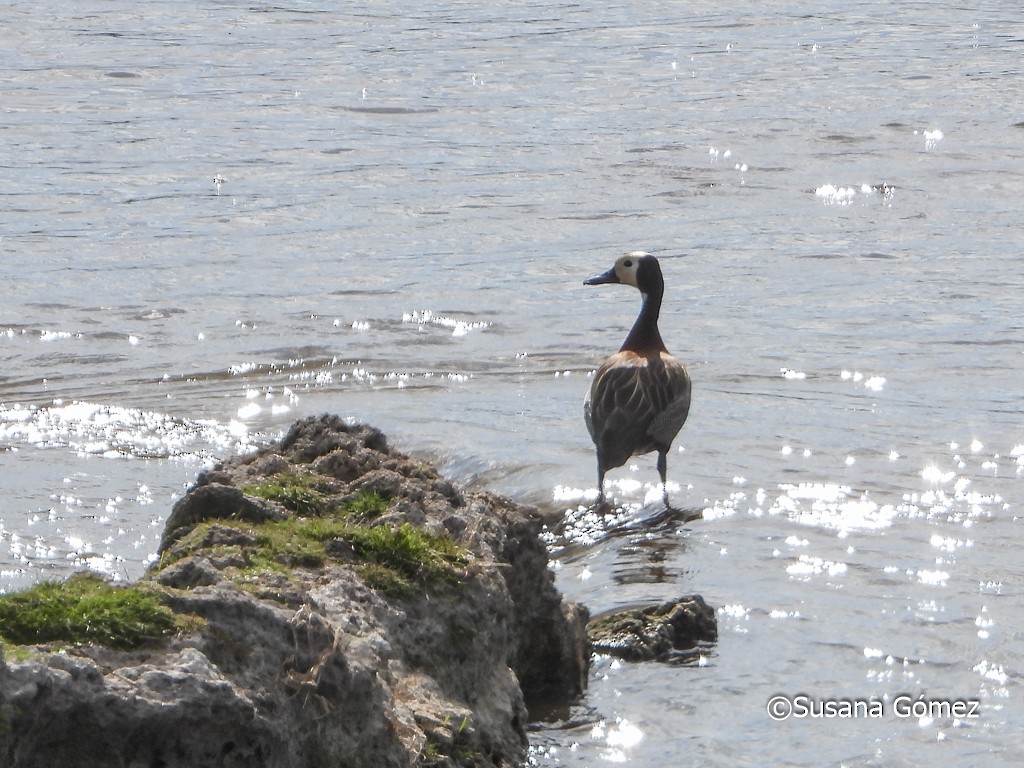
xmin=621 ymin=286 xmax=667 ymax=353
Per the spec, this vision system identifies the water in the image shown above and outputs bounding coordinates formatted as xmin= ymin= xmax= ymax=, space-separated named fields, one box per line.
xmin=2 ymin=1 xmax=1023 ymax=764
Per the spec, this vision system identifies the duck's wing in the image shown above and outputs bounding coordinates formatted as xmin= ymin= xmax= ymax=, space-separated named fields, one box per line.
xmin=586 ymin=351 xmax=690 ymax=467
xmin=647 ymin=357 xmax=691 ymax=448
xmin=586 ymin=361 xmax=651 ymax=468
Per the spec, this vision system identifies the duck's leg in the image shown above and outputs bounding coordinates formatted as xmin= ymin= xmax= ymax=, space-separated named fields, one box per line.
xmin=657 ymin=449 xmax=671 ymax=507
xmin=648 ymin=448 xmax=700 ymax=523
xmin=596 ymin=461 xmax=608 ymax=508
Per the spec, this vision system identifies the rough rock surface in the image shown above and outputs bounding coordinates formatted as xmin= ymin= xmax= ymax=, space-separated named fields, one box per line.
xmin=0 ymin=415 xmax=590 ymax=768
xmin=587 ymin=596 xmax=717 ymax=662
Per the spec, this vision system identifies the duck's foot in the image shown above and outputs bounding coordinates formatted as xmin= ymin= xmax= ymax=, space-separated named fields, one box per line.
xmin=639 ymin=496 xmax=702 ymax=528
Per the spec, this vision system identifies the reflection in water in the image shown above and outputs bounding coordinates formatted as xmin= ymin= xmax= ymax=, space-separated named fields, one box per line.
xmin=612 ymin=536 xmax=688 ymax=586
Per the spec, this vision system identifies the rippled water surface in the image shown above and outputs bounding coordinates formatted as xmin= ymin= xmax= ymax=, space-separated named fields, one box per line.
xmin=3 ymin=1 xmax=1023 ymax=764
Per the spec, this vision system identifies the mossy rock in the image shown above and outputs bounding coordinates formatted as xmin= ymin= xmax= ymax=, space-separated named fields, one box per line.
xmin=242 ymin=472 xmax=334 ymax=515
xmin=155 ymin=488 xmax=468 ymax=600
xmin=0 ymin=572 xmax=179 ymax=650
xmin=587 ymin=596 xmax=717 ymax=662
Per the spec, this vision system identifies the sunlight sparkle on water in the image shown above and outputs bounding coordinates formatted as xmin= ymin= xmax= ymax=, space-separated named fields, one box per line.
xmin=237 ymin=402 xmax=262 ymax=419
xmin=787 ymin=554 xmax=847 ymax=579
xmin=776 ymin=483 xmax=895 ymax=533
xmin=643 ymin=482 xmax=680 ymax=506
xmin=916 ymin=569 xmax=950 ymax=586
xmin=815 ymin=184 xmax=895 ymax=206
xmin=39 ymin=330 xmax=80 ymax=342
xmin=842 ymin=370 xmax=886 ymax=391
xmin=973 ymin=659 xmax=1008 ymax=687
xmin=922 ymin=465 xmax=956 ymax=484
xmin=401 ymin=309 xmax=490 ymax=337
xmin=921 ymin=127 xmax=944 ymax=149
xmin=229 ymin=362 xmax=260 ymax=376
xmin=719 ymin=604 xmax=749 ymax=619
xmin=930 ymin=534 xmax=973 ymax=553
xmin=0 ymin=401 xmax=259 ymax=461
xmin=605 ymin=718 xmax=643 ymax=749
xmin=588 ymin=717 xmax=643 ymax=763
xmin=975 ymin=608 xmax=994 ymax=640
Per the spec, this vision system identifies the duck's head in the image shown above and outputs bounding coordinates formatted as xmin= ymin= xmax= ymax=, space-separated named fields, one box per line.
xmin=584 ymin=251 xmax=662 ymax=291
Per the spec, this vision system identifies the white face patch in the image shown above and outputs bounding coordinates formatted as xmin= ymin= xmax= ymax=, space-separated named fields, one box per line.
xmin=614 ymin=251 xmax=648 ymax=287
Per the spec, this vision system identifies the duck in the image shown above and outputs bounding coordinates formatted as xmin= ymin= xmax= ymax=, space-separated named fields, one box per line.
xmin=583 ymin=251 xmax=691 ymax=508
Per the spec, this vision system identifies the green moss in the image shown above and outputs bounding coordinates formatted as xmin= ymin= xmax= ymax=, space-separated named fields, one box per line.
xmin=251 ymin=516 xmax=349 ymax=570
xmin=419 ymin=741 xmax=445 ymax=767
xmin=156 ymin=523 xmax=250 ymax=571
xmin=344 ymin=488 xmax=390 ymax=519
xmin=155 ymin=477 xmax=463 ymax=600
xmin=0 ymin=572 xmax=178 ymax=650
xmin=0 ymin=643 xmax=43 ymax=663
xmin=418 ymin=714 xmax=481 ymax=768
xmin=356 ymin=562 xmax=417 ymax=598
xmin=346 ymin=523 xmax=465 ymax=591
xmin=248 ymin=518 xmax=467 ymax=597
xmin=242 ymin=474 xmax=392 ymax=523
xmin=243 ymin=472 xmax=330 ymax=515
xmin=156 ymin=507 xmax=466 ymax=599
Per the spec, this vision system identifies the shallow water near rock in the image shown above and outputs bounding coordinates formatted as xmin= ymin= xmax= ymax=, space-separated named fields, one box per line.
xmin=2 ymin=1 xmax=1023 ymax=765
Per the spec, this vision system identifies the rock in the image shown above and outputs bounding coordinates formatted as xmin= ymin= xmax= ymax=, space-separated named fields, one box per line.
xmin=0 ymin=415 xmax=591 ymax=768
xmin=153 ymin=555 xmax=223 ymax=589
xmin=1 ymin=646 xmax=273 ymax=767
xmin=587 ymin=596 xmax=717 ymax=662
xmin=159 ymin=482 xmax=285 ymax=553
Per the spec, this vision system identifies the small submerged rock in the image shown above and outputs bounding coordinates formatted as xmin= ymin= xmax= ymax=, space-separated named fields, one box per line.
xmin=0 ymin=415 xmax=590 ymax=768
xmin=588 ymin=596 xmax=717 ymax=663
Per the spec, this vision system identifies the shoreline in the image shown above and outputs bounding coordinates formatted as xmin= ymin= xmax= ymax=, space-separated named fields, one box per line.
xmin=0 ymin=415 xmax=714 ymax=767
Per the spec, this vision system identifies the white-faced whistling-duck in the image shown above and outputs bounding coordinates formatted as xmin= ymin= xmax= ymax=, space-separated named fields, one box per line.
xmin=583 ymin=252 xmax=691 ymax=507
